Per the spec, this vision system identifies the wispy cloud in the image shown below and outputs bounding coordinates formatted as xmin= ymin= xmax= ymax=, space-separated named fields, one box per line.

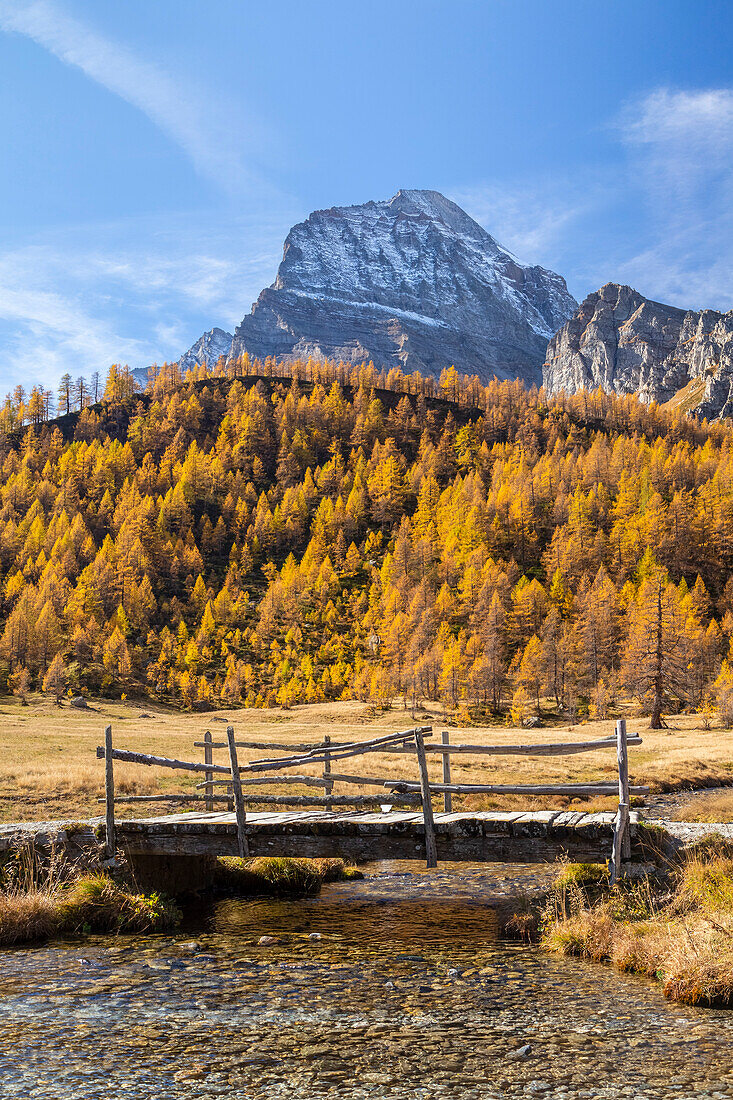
xmin=613 ymin=87 xmax=733 ymax=308
xmin=454 ymin=88 xmax=733 ymax=312
xmin=0 ymin=0 xmax=272 ymax=196
xmin=0 ymin=209 xmax=294 ymax=390
xmin=0 ymin=267 xmax=152 ymax=386
xmin=621 ymin=87 xmax=733 ymax=159
xmin=450 ymin=181 xmax=593 ymax=262
xmin=450 ymin=177 xmax=607 ymax=269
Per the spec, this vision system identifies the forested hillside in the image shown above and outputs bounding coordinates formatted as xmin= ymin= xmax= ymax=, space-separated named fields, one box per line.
xmin=1 ymin=354 xmax=733 ymax=726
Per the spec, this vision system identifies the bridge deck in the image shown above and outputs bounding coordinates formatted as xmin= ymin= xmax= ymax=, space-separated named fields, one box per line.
xmin=98 ymin=809 xmax=642 ymax=863
xmin=3 ymin=810 xmax=732 ymax=866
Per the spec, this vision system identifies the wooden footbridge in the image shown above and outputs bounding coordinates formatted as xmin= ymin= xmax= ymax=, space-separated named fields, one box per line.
xmin=94 ymin=721 xmax=648 ymax=882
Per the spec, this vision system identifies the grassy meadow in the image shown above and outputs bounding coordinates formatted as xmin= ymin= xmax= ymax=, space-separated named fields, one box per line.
xmin=1 ymin=696 xmax=732 ymax=824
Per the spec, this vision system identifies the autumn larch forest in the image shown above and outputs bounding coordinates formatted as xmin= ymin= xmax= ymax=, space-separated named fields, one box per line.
xmin=2 ymin=355 xmax=733 ymax=729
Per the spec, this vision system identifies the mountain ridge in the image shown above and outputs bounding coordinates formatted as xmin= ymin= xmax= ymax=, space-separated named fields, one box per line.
xmin=544 ymin=282 xmax=733 ymax=419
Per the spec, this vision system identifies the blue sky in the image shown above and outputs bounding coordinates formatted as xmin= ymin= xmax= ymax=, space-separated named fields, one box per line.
xmin=1 ymin=0 xmax=732 ymax=391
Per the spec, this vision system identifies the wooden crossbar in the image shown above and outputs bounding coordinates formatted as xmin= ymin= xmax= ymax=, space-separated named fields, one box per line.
xmin=195 ymin=775 xmax=328 ymax=789
xmin=385 ymin=781 xmax=650 ymax=796
xmin=193 ymin=739 xmax=333 ymax=752
xmin=99 ymin=793 xmax=234 ymax=804
xmin=242 ymin=726 xmax=433 ymax=773
xmin=384 ymin=735 xmax=643 ymax=756
xmin=96 ymin=746 xmax=230 ymax=775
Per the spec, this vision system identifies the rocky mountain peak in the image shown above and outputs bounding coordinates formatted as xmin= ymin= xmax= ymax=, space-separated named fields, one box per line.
xmin=178 ymin=327 xmax=233 ymax=373
xmin=229 ymin=189 xmax=577 ymax=384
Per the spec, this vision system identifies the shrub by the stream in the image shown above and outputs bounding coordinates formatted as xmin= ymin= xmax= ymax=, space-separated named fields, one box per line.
xmin=57 ymin=874 xmax=181 ymax=934
xmin=543 ymin=854 xmax=733 ymax=1007
xmin=0 ymin=872 xmax=181 ymax=946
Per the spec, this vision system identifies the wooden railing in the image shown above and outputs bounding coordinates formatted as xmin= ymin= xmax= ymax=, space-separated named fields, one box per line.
xmin=97 ymin=719 xmax=646 ymax=879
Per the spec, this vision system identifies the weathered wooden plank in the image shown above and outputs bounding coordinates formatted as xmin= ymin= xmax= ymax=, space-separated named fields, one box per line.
xmin=384 ymin=736 xmax=642 ymax=756
xmin=99 ymin=794 xmax=234 ymax=804
xmin=104 ymin=725 xmax=115 ymax=859
xmin=219 ymin=793 xmax=421 ymax=807
xmin=414 ymin=729 xmax=438 ymax=869
xmin=326 ymin=771 xmax=397 ymax=787
xmin=441 ymin=731 xmax=452 ymax=813
xmin=243 ymin=726 xmax=433 ymax=773
xmin=610 ymin=803 xmax=630 ymax=885
xmin=323 ymin=734 xmax=333 ymax=812
xmin=617 ymin=719 xmax=631 ymax=860
xmin=195 ymin=775 xmax=329 ymax=789
xmin=96 ymin=746 xmax=230 ymax=775
xmin=203 ymin=730 xmax=214 ymax=813
xmin=194 ymin=740 xmax=330 ymax=752
xmin=384 ymin=781 xmax=649 ymax=796
xmin=227 ymin=726 xmax=249 ymax=858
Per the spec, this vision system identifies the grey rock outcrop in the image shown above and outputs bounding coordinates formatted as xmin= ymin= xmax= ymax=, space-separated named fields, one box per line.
xmin=229 ymin=189 xmax=577 ymax=385
xmin=177 ymin=327 xmax=233 ymax=373
xmin=544 ymin=283 xmax=733 ymax=419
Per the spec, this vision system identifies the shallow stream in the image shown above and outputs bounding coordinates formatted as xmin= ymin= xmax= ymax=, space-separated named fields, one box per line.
xmin=1 ymin=861 xmax=732 ymax=1100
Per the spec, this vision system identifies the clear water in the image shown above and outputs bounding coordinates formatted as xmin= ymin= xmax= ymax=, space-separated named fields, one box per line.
xmin=1 ymin=861 xmax=732 ymax=1100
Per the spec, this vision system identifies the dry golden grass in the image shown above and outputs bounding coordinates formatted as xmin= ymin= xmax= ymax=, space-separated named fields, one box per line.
xmin=0 ymin=891 xmax=59 ymax=945
xmin=543 ymin=855 xmax=733 ymax=1006
xmin=0 ymin=873 xmax=181 ymax=946
xmin=667 ymin=790 xmax=733 ymax=823
xmin=0 ymin=695 xmax=732 ymax=823
xmin=214 ymin=855 xmax=360 ymax=896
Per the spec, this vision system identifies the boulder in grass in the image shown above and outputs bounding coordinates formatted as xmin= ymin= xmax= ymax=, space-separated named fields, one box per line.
xmin=69 ymin=697 xmax=88 ymax=709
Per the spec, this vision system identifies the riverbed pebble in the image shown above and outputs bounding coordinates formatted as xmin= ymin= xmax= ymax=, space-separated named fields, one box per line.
xmin=506 ymin=1043 xmax=532 ymax=1060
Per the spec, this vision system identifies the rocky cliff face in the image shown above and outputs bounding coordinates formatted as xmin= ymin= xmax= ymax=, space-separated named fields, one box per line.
xmin=178 ymin=327 xmax=232 ymax=373
xmin=544 ymin=283 xmax=733 ymax=419
xmin=228 ymin=189 xmax=577 ymax=385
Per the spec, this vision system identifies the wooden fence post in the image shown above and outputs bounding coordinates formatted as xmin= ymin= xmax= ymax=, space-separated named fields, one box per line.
xmin=414 ymin=729 xmax=438 ymax=869
xmin=617 ymin=718 xmax=631 ymax=860
xmin=203 ymin=729 xmax=214 ymax=813
xmin=441 ymin=731 xmax=452 ymax=813
xmin=610 ymin=718 xmax=630 ymax=883
xmin=323 ymin=734 xmax=333 ymax=811
xmin=227 ymin=725 xmax=249 ymax=857
xmin=104 ymin=724 xmax=116 ymax=860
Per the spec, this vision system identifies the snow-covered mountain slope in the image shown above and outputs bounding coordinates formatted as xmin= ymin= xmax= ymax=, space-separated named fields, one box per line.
xmin=544 ymin=283 xmax=733 ymax=419
xmin=228 ymin=189 xmax=577 ymax=384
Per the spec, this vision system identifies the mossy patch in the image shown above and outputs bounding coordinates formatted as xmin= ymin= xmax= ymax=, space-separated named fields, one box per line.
xmin=214 ymin=856 xmax=362 ymax=897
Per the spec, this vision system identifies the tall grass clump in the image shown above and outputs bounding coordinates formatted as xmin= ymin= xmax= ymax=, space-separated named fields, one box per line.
xmin=215 ymin=855 xmax=361 ymax=896
xmin=57 ymin=874 xmax=181 ymax=934
xmin=542 ymin=853 xmax=733 ymax=1007
xmin=0 ymin=842 xmax=181 ymax=946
